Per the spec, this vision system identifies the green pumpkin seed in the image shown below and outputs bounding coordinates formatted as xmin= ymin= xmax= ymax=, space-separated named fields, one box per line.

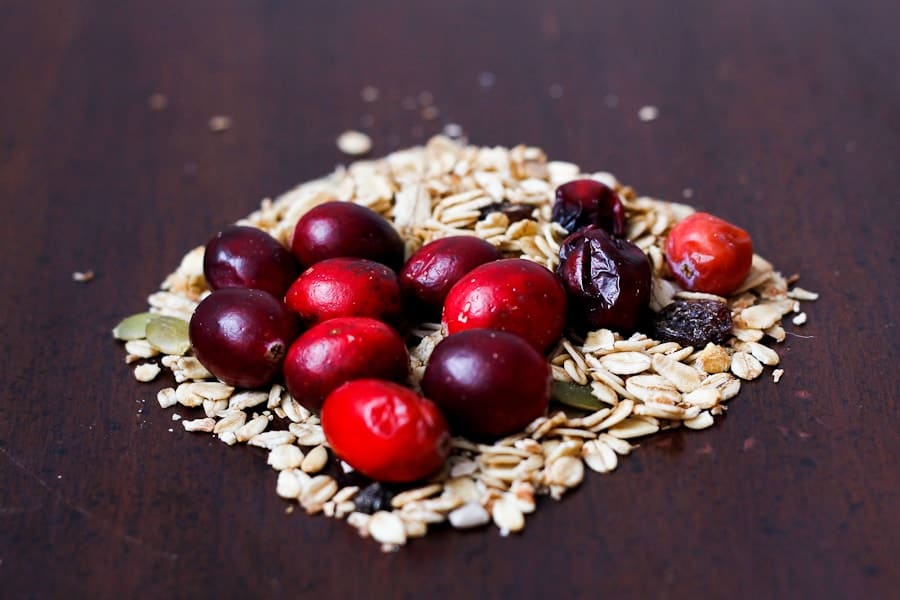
xmin=551 ymin=381 xmax=605 ymax=411
xmin=112 ymin=312 xmax=154 ymax=341
xmin=146 ymin=315 xmax=190 ymax=356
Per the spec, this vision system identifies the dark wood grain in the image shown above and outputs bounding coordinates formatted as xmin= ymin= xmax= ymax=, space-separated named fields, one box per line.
xmin=1 ymin=0 xmax=898 ymax=598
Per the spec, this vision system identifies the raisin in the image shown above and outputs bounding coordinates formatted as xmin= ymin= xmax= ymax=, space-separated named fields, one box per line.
xmin=650 ymin=300 xmax=733 ymax=347
xmin=478 ymin=201 xmax=535 ymax=223
xmin=353 ymin=482 xmax=395 ymax=514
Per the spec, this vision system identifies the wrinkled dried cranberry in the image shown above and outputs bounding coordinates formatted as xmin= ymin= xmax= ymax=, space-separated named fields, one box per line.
xmin=650 ymin=300 xmax=733 ymax=347
xmin=557 ymin=227 xmax=651 ymax=333
xmin=552 ymin=179 xmax=625 ymax=236
xmin=478 ymin=201 xmax=535 ymax=223
xmin=353 ymin=482 xmax=395 ymax=514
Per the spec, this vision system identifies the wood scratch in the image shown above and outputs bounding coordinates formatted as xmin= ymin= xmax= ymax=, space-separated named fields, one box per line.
xmin=0 ymin=445 xmax=179 ymax=561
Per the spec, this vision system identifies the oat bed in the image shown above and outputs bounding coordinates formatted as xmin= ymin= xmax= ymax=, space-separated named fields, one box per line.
xmin=117 ymin=136 xmax=817 ymax=551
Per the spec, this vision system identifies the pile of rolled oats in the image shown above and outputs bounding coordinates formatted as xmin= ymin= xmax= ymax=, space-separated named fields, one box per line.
xmin=121 ymin=136 xmax=817 ymax=551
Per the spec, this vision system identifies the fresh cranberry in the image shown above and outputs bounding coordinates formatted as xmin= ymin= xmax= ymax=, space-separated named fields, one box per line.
xmin=283 ymin=317 xmax=409 ymax=411
xmin=443 ymin=259 xmax=567 ymax=353
xmin=552 ymin=179 xmax=625 ymax=236
xmin=399 ymin=236 xmax=501 ymax=316
xmin=203 ymin=225 xmax=299 ymax=297
xmin=421 ymin=330 xmax=551 ymax=439
xmin=285 ymin=258 xmax=402 ymax=325
xmin=665 ymin=212 xmax=753 ymax=296
xmin=291 ymin=202 xmax=405 ymax=270
xmin=557 ymin=227 xmax=651 ymax=333
xmin=189 ymin=288 xmax=299 ymax=388
xmin=321 ymin=379 xmax=450 ymax=483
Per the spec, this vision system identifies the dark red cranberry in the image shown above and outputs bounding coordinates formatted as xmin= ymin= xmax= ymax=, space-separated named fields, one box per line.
xmin=291 ymin=201 xmax=405 ymax=270
xmin=399 ymin=236 xmax=501 ymax=316
xmin=557 ymin=227 xmax=651 ymax=333
xmin=552 ymin=179 xmax=625 ymax=236
xmin=421 ymin=330 xmax=551 ymax=439
xmin=189 ymin=288 xmax=299 ymax=388
xmin=650 ymin=300 xmax=733 ymax=347
xmin=203 ymin=225 xmax=299 ymax=297
xmin=443 ymin=259 xmax=567 ymax=353
xmin=283 ymin=317 xmax=409 ymax=411
xmin=285 ymin=258 xmax=402 ymax=325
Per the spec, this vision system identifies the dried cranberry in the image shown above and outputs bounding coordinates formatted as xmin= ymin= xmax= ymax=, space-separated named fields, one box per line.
xmin=479 ymin=201 xmax=535 ymax=223
xmin=552 ymin=179 xmax=625 ymax=236
xmin=353 ymin=482 xmax=395 ymax=514
xmin=557 ymin=227 xmax=651 ymax=333
xmin=650 ymin=300 xmax=733 ymax=347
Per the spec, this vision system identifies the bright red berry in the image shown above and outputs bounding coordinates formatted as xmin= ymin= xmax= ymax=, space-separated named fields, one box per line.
xmin=665 ymin=212 xmax=753 ymax=296
xmin=285 ymin=258 xmax=402 ymax=325
xmin=442 ymin=259 xmax=567 ymax=353
xmin=421 ymin=330 xmax=551 ymax=439
xmin=321 ymin=379 xmax=450 ymax=483
xmin=283 ymin=317 xmax=409 ymax=412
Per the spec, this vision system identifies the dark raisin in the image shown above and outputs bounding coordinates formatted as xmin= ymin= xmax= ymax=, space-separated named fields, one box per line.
xmin=478 ymin=201 xmax=535 ymax=223
xmin=552 ymin=179 xmax=625 ymax=236
xmin=353 ymin=482 xmax=394 ymax=514
xmin=650 ymin=300 xmax=733 ymax=347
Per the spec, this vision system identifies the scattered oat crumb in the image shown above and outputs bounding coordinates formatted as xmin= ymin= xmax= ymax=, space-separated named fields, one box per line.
xmin=147 ymin=93 xmax=168 ymax=111
xmin=285 ymin=505 xmax=295 ymax=514
xmin=638 ymin=105 xmax=659 ymax=122
xmin=168 ymin=428 xmax=174 ymax=432
xmin=208 ymin=115 xmax=232 ymax=133
xmin=548 ymin=83 xmax=564 ymax=99
xmin=682 ymin=188 xmax=694 ymax=199
xmin=57 ymin=474 xmax=62 ymax=479
xmin=792 ymin=312 xmax=807 ymax=326
xmin=421 ymin=106 xmax=439 ymax=121
xmin=477 ymin=71 xmax=496 ymax=88
xmin=360 ymin=85 xmax=379 ymax=102
xmin=133 ymin=363 xmax=161 ymax=382
xmin=72 ymin=270 xmax=94 ymax=282
xmin=336 ymin=130 xmax=372 ymax=156
xmin=172 ymin=413 xmax=182 ymax=421
xmin=418 ymin=91 xmax=434 ymax=106
xmin=604 ymin=93 xmax=619 ymax=108
xmin=772 ymin=368 xmax=784 ymax=383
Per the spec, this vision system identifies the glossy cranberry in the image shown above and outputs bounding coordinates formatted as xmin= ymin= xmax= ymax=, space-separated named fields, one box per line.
xmin=557 ymin=227 xmax=651 ymax=333
xmin=203 ymin=225 xmax=299 ymax=297
xmin=291 ymin=201 xmax=405 ymax=270
xmin=189 ymin=288 xmax=299 ymax=388
xmin=443 ymin=259 xmax=566 ymax=353
xmin=321 ymin=379 xmax=450 ymax=483
xmin=399 ymin=236 xmax=501 ymax=315
xmin=552 ymin=179 xmax=625 ymax=236
xmin=421 ymin=330 xmax=551 ymax=439
xmin=285 ymin=258 xmax=402 ymax=325
xmin=665 ymin=212 xmax=753 ymax=296
xmin=283 ymin=317 xmax=409 ymax=411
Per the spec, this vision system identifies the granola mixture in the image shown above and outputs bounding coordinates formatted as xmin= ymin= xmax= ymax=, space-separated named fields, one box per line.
xmin=119 ymin=136 xmax=816 ymax=551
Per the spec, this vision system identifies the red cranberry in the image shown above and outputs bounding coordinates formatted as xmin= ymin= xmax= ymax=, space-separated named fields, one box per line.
xmin=283 ymin=317 xmax=409 ymax=411
xmin=557 ymin=227 xmax=651 ymax=333
xmin=321 ymin=379 xmax=450 ymax=483
xmin=189 ymin=288 xmax=299 ymax=388
xmin=443 ymin=259 xmax=566 ymax=353
xmin=399 ymin=236 xmax=501 ymax=316
xmin=285 ymin=258 xmax=402 ymax=325
xmin=665 ymin=212 xmax=753 ymax=295
xmin=552 ymin=179 xmax=625 ymax=236
xmin=421 ymin=330 xmax=550 ymax=439
xmin=203 ymin=225 xmax=299 ymax=297
xmin=291 ymin=202 xmax=405 ymax=270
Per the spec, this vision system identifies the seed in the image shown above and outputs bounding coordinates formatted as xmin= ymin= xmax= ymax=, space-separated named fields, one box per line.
xmin=145 ymin=315 xmax=190 ymax=355
xmin=551 ymin=381 xmax=605 ymax=411
xmin=112 ymin=312 xmax=154 ymax=341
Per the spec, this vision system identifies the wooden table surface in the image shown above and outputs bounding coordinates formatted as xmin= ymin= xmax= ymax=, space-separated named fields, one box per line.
xmin=2 ymin=1 xmax=898 ymax=598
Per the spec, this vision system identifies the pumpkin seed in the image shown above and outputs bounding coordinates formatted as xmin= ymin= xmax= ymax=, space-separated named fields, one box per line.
xmin=551 ymin=381 xmax=604 ymax=411
xmin=146 ymin=315 xmax=190 ymax=355
xmin=112 ymin=312 xmax=154 ymax=340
